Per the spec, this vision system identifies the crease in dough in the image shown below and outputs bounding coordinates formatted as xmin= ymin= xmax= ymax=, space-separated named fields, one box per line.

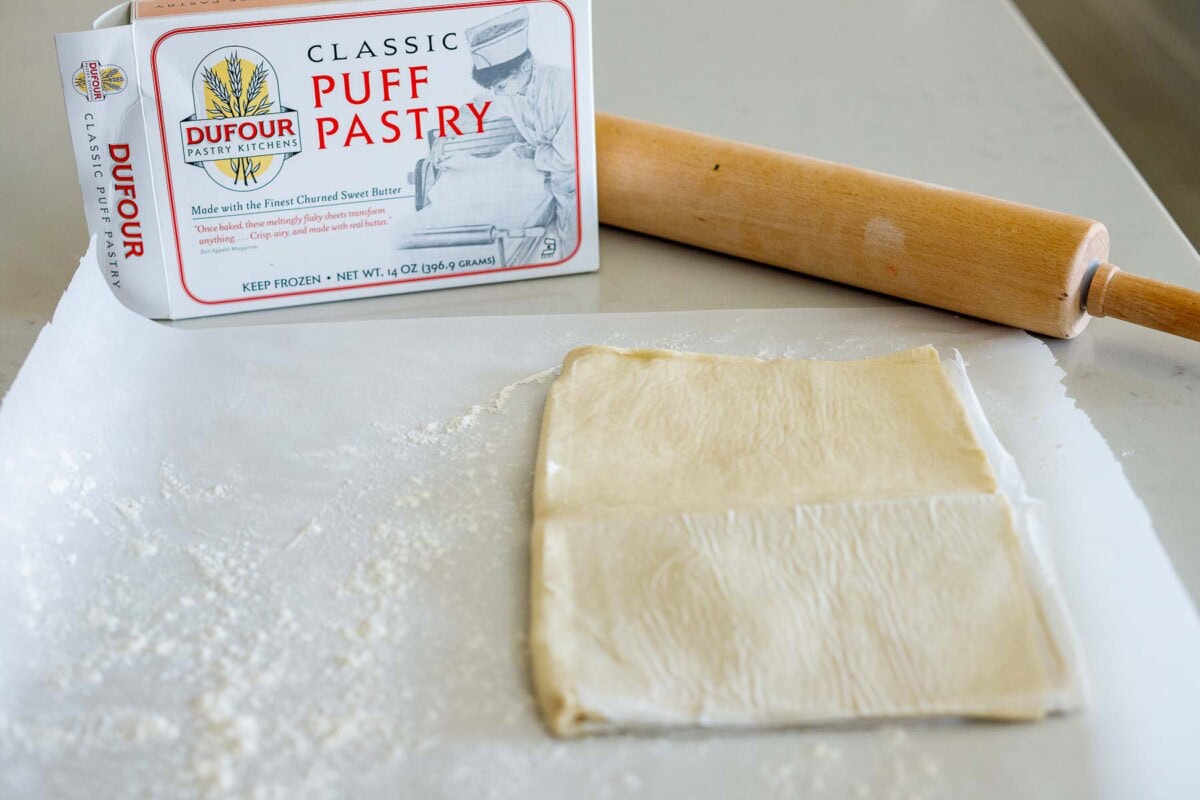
xmin=530 ymin=344 xmax=1070 ymax=737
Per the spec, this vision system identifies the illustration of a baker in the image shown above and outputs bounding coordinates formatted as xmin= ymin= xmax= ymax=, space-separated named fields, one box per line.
xmin=464 ymin=7 xmax=577 ymax=251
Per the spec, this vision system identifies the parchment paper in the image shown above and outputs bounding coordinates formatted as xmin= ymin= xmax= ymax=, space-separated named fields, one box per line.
xmin=2 ymin=244 xmax=1199 ymax=799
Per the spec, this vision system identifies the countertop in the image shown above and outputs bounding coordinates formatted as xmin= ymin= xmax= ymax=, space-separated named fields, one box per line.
xmin=2 ymin=0 xmax=1199 ymax=605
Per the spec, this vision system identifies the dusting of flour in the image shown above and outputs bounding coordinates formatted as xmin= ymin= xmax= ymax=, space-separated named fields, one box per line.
xmin=1 ymin=358 xmax=944 ymax=800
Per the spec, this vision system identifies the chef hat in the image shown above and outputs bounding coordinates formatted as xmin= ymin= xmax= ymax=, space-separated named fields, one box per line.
xmin=466 ymin=7 xmax=530 ymax=69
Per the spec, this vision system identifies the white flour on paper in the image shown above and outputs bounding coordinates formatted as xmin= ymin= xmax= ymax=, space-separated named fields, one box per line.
xmin=401 ymin=365 xmax=560 ymax=445
xmin=8 ymin=262 xmax=1194 ymax=799
xmin=1 ymin=361 xmax=944 ymax=800
xmin=3 ymin=371 xmax=541 ymax=797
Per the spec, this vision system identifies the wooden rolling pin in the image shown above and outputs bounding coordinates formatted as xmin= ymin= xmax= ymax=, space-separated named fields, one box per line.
xmin=596 ymin=113 xmax=1200 ymax=341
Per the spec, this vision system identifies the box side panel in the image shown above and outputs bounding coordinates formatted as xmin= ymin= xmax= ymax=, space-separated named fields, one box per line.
xmin=56 ymin=28 xmax=173 ymax=318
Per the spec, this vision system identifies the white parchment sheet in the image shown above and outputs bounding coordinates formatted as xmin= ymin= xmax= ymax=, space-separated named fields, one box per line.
xmin=2 ymin=245 xmax=1199 ymax=799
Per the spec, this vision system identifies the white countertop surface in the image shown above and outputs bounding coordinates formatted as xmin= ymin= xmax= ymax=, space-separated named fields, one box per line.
xmin=2 ymin=0 xmax=1199 ymax=609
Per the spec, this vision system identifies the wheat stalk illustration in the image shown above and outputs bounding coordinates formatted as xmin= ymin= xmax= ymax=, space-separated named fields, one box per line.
xmin=201 ymin=51 xmax=274 ymax=186
xmin=101 ymin=68 xmax=126 ymax=92
xmin=227 ymin=53 xmax=243 ymax=108
xmin=202 ymin=65 xmax=234 ymax=118
xmin=244 ymin=64 xmax=273 ymax=115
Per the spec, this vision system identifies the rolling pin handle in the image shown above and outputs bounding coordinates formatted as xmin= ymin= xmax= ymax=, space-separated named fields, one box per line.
xmin=1083 ymin=262 xmax=1120 ymax=315
xmin=1086 ymin=262 xmax=1200 ymax=342
xmin=596 ymin=113 xmax=1200 ymax=343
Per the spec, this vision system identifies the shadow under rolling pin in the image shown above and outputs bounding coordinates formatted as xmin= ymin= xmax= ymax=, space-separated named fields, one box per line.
xmin=596 ymin=113 xmax=1200 ymax=342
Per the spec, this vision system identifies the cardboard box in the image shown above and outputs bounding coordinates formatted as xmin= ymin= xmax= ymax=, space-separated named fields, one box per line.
xmin=56 ymin=0 xmax=597 ymax=319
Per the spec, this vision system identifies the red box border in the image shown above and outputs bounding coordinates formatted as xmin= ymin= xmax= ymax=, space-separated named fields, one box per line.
xmin=150 ymin=0 xmax=583 ymax=306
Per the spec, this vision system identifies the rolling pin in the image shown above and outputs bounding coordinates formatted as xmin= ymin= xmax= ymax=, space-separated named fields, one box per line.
xmin=596 ymin=114 xmax=1200 ymax=341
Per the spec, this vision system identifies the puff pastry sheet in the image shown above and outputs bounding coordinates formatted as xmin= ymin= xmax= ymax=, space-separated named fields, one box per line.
xmin=530 ymin=345 xmax=1067 ymax=736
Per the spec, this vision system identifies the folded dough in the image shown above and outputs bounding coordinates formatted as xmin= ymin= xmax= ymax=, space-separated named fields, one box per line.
xmin=535 ymin=345 xmax=997 ymax=516
xmin=530 ymin=345 xmax=1064 ymax=737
